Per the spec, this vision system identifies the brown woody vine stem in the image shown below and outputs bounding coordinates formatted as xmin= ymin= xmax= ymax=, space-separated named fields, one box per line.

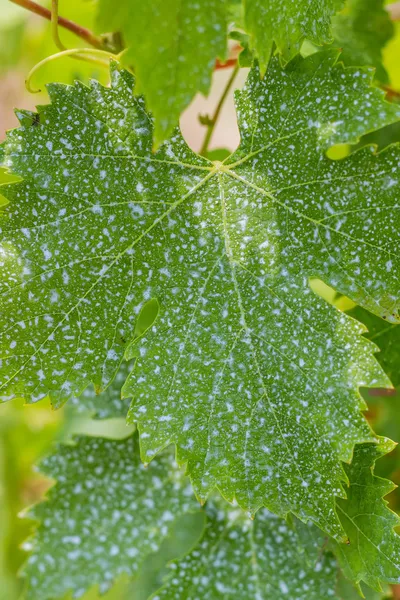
xmin=9 ymin=0 xmax=105 ymax=50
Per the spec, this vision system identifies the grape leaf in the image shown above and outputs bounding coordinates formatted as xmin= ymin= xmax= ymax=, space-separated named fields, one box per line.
xmin=243 ymin=0 xmax=343 ymax=71
xmin=22 ymin=433 xmax=200 ymax=600
xmin=1 ymin=52 xmax=400 ymax=538
xmin=333 ymin=441 xmax=400 ymax=591
xmin=152 ymin=499 xmax=339 ymax=599
xmin=95 ymin=0 xmax=227 ymax=145
xmin=331 ymin=0 xmax=394 ymax=83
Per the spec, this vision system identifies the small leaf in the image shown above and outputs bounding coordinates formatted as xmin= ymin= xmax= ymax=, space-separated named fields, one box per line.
xmin=22 ymin=433 xmax=200 ymax=600
xmin=333 ymin=441 xmax=400 ymax=590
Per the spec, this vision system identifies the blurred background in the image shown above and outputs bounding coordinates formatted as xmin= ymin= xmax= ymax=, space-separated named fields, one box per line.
xmin=1 ymin=0 xmax=400 ymax=598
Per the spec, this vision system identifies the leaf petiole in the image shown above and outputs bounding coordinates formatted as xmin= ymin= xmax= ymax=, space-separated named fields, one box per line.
xmin=200 ymin=64 xmax=239 ymax=157
xmin=51 ymin=0 xmax=66 ymax=52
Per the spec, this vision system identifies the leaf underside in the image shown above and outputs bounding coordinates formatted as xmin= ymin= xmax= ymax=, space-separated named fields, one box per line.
xmin=1 ymin=52 xmax=400 ymax=538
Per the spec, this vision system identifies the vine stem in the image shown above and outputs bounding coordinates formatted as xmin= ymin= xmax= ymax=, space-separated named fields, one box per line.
xmin=200 ymin=64 xmax=239 ymax=157
xmin=9 ymin=0 xmax=105 ymax=49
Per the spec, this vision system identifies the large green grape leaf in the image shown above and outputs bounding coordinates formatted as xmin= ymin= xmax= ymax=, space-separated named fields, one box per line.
xmin=243 ymin=0 xmax=343 ymax=71
xmin=152 ymin=499 xmax=339 ymax=599
xmin=333 ymin=441 xmax=400 ymax=591
xmin=331 ymin=0 xmax=394 ymax=83
xmin=22 ymin=433 xmax=200 ymax=600
xmin=1 ymin=52 xmax=400 ymax=538
xmin=95 ymin=0 xmax=227 ymax=145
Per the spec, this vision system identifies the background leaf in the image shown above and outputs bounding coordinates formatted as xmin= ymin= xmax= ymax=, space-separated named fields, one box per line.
xmin=331 ymin=0 xmax=394 ymax=83
xmin=22 ymin=433 xmax=200 ymax=600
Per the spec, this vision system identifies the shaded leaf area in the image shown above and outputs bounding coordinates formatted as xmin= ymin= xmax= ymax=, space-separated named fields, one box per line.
xmin=334 ymin=442 xmax=400 ymax=591
xmin=355 ymin=119 xmax=400 ymax=154
xmin=153 ymin=492 xmax=394 ymax=599
xmin=22 ymin=434 xmax=199 ymax=600
xmin=331 ymin=0 xmax=394 ymax=83
xmin=1 ymin=53 xmax=400 ymax=537
xmin=96 ymin=0 xmax=227 ymax=145
xmin=243 ymin=0 xmax=343 ymax=71
xmin=336 ymin=572 xmax=391 ymax=599
xmin=67 ymin=360 xmax=132 ymax=419
xmin=153 ymin=444 xmax=400 ymax=598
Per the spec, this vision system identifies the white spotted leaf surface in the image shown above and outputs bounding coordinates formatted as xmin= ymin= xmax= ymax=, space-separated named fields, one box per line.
xmin=1 ymin=53 xmax=400 ymax=538
xmin=333 ymin=441 xmax=400 ymax=590
xmin=22 ymin=433 xmax=199 ymax=600
xmin=96 ymin=0 xmax=227 ymax=145
xmin=152 ymin=499 xmax=339 ymax=599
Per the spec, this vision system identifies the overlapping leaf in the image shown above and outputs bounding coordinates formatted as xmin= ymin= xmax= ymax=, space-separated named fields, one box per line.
xmin=333 ymin=442 xmax=400 ymax=590
xmin=22 ymin=433 xmax=199 ymax=599
xmin=243 ymin=0 xmax=343 ymax=70
xmin=96 ymin=0 xmax=227 ymax=144
xmin=152 ymin=499 xmax=339 ymax=599
xmin=1 ymin=53 xmax=400 ymax=538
